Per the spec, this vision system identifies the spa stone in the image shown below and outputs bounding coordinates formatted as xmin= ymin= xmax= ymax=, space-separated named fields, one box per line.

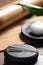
xmin=4 ymin=44 xmax=38 ymax=65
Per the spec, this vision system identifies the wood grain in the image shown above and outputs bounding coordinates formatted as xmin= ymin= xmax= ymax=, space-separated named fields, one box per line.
xmin=0 ymin=16 xmax=43 ymax=52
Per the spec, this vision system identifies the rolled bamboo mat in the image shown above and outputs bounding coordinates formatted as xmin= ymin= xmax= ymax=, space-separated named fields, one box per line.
xmin=0 ymin=0 xmax=43 ymax=30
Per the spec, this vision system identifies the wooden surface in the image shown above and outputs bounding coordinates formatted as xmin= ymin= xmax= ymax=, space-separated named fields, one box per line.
xmin=0 ymin=0 xmax=43 ymax=52
xmin=0 ymin=16 xmax=43 ymax=65
xmin=0 ymin=0 xmax=13 ymax=7
xmin=0 ymin=16 xmax=43 ymax=54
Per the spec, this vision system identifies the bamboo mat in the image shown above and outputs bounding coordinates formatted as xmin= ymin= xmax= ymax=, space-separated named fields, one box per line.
xmin=0 ymin=16 xmax=43 ymax=52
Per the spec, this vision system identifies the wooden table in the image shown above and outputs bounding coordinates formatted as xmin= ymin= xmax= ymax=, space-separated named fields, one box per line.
xmin=0 ymin=16 xmax=43 ymax=65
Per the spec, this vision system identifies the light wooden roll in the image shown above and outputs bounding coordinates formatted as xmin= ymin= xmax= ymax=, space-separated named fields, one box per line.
xmin=0 ymin=0 xmax=43 ymax=30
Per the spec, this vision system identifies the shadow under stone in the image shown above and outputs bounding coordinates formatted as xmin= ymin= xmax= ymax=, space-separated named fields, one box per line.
xmin=19 ymin=32 xmax=43 ymax=48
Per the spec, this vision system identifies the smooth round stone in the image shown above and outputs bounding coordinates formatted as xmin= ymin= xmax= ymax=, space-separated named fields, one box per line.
xmin=4 ymin=44 xmax=38 ymax=65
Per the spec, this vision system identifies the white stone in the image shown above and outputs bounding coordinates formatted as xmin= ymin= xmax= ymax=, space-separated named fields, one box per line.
xmin=30 ymin=21 xmax=43 ymax=35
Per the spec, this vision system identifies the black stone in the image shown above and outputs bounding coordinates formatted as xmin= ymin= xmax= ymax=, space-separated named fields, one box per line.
xmin=4 ymin=44 xmax=38 ymax=65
